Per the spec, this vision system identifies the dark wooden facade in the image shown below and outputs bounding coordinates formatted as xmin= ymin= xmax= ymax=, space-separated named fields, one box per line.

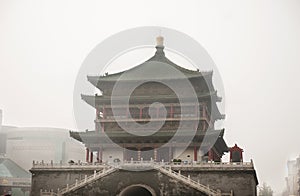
xmin=70 ymin=36 xmax=228 ymax=163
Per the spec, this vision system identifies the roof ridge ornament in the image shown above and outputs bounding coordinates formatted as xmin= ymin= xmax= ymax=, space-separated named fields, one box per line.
xmin=155 ymin=36 xmax=165 ymax=56
xmin=156 ymin=35 xmax=164 ymax=47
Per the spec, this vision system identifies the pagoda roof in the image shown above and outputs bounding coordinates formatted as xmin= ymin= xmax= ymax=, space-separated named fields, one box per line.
xmin=70 ymin=129 xmax=224 ymax=143
xmin=81 ymin=91 xmax=218 ymax=107
xmin=70 ymin=128 xmax=228 ymax=154
xmin=87 ymin=42 xmax=213 ymax=85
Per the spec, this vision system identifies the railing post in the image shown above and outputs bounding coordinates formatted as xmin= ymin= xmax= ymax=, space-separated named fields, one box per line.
xmin=40 ymin=189 xmax=42 ymax=196
xmin=188 ymin=175 xmax=190 ymax=181
xmin=178 ymin=170 xmax=181 ymax=175
xmin=75 ymin=179 xmax=78 ymax=186
xmin=66 ymin=184 xmax=69 ymax=191
xmin=84 ymin=175 xmax=87 ymax=182
xmin=94 ymin=170 xmax=96 ymax=178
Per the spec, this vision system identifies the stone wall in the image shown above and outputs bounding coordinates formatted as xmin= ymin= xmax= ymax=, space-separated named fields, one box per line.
xmin=30 ymin=167 xmax=257 ymax=196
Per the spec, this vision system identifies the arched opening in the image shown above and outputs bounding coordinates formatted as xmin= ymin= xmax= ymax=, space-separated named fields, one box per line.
xmin=120 ymin=184 xmax=156 ymax=196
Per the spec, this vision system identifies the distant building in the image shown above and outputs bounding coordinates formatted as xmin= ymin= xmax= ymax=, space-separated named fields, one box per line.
xmin=284 ymin=156 xmax=300 ymax=196
xmin=0 ymin=111 xmax=86 ymax=172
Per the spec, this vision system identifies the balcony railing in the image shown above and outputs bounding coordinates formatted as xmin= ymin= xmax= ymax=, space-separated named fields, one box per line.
xmin=33 ymin=160 xmax=254 ymax=170
xmin=32 ymin=160 xmax=107 ymax=169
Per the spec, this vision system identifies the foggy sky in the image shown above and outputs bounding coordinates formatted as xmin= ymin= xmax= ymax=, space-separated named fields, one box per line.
xmin=1 ymin=0 xmax=300 ymax=194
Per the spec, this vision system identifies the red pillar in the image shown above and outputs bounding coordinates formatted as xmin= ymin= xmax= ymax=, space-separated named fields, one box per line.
xmin=139 ymin=107 xmax=142 ymax=119
xmin=100 ymin=148 xmax=103 ymax=163
xmin=101 ymin=122 xmax=105 ymax=132
xmin=90 ymin=151 xmax=93 ymax=163
xmin=208 ymin=149 xmax=213 ymax=161
xmin=194 ymin=146 xmax=198 ymax=161
xmin=102 ymin=105 xmax=106 ymax=119
xmin=137 ymin=148 xmax=141 ymax=161
xmin=203 ymin=121 xmax=207 ymax=131
xmin=154 ymin=148 xmax=157 ymax=161
xmin=97 ymin=147 xmax=102 ymax=163
xmin=86 ymin=148 xmax=89 ymax=162
xmin=96 ymin=107 xmax=100 ymax=119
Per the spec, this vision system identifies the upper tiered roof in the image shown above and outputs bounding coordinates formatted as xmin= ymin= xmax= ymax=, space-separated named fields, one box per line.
xmin=87 ymin=36 xmax=213 ymax=87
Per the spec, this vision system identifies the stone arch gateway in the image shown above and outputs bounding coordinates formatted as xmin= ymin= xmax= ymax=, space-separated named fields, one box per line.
xmin=119 ymin=184 xmax=156 ymax=196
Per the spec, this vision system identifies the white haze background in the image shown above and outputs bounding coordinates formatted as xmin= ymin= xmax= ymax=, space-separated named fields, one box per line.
xmin=1 ymin=0 xmax=300 ymax=194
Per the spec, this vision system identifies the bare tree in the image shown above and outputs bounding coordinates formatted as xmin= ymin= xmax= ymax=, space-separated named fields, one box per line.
xmin=259 ymin=182 xmax=273 ymax=196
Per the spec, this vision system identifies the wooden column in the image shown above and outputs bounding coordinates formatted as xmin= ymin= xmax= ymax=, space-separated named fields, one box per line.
xmin=95 ymin=122 xmax=99 ymax=133
xmin=90 ymin=151 xmax=93 ymax=163
xmin=194 ymin=146 xmax=198 ymax=161
xmin=203 ymin=121 xmax=207 ymax=131
xmin=96 ymin=107 xmax=100 ymax=119
xmin=97 ymin=147 xmax=102 ymax=163
xmin=86 ymin=148 xmax=89 ymax=163
xmin=139 ymin=107 xmax=142 ymax=119
xmin=137 ymin=149 xmax=141 ymax=161
xmin=208 ymin=149 xmax=213 ymax=161
xmin=154 ymin=148 xmax=158 ymax=161
xmin=102 ymin=105 xmax=106 ymax=119
xmin=97 ymin=149 xmax=100 ymax=162
xmin=101 ymin=122 xmax=104 ymax=132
